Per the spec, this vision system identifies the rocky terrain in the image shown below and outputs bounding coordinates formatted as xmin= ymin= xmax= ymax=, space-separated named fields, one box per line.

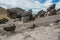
xmin=0 ymin=3 xmax=60 ymax=40
xmin=0 ymin=15 xmax=60 ymax=40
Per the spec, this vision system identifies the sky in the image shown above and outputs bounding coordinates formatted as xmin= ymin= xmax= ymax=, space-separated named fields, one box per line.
xmin=0 ymin=0 xmax=60 ymax=14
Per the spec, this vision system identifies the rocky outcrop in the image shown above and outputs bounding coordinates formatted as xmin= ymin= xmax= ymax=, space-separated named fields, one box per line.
xmin=46 ymin=9 xmax=56 ymax=16
xmin=47 ymin=4 xmax=56 ymax=12
xmin=0 ymin=18 xmax=8 ymax=24
xmin=46 ymin=4 xmax=56 ymax=16
xmin=3 ymin=24 xmax=16 ymax=32
xmin=21 ymin=9 xmax=34 ymax=23
xmin=37 ymin=10 xmax=46 ymax=18
xmin=56 ymin=8 xmax=60 ymax=14
xmin=7 ymin=7 xmax=25 ymax=19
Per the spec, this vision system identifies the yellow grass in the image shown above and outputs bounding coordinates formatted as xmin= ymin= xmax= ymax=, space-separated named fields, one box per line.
xmin=0 ymin=14 xmax=10 ymax=19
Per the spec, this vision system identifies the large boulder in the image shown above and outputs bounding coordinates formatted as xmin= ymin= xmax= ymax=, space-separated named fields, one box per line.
xmin=47 ymin=9 xmax=56 ymax=16
xmin=37 ymin=10 xmax=46 ymax=18
xmin=7 ymin=7 xmax=25 ymax=19
xmin=3 ymin=24 xmax=16 ymax=32
xmin=0 ymin=18 xmax=9 ymax=24
xmin=21 ymin=11 xmax=31 ymax=23
xmin=56 ymin=8 xmax=60 ymax=14
xmin=21 ymin=9 xmax=34 ymax=23
xmin=57 ymin=11 xmax=60 ymax=15
xmin=47 ymin=4 xmax=56 ymax=12
xmin=46 ymin=4 xmax=56 ymax=16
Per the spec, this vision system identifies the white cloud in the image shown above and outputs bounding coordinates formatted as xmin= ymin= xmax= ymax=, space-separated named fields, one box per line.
xmin=0 ymin=0 xmax=60 ymax=14
xmin=56 ymin=2 xmax=60 ymax=9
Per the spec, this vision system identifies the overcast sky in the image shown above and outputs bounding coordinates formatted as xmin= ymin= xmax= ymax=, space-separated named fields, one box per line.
xmin=0 ymin=0 xmax=60 ymax=13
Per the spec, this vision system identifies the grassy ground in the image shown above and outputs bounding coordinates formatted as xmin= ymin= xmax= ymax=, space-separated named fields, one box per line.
xmin=0 ymin=14 xmax=10 ymax=19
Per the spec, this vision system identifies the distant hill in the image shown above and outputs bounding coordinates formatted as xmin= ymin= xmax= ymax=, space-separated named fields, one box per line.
xmin=0 ymin=7 xmax=9 ymax=19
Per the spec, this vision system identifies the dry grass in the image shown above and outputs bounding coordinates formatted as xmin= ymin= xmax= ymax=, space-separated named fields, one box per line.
xmin=0 ymin=14 xmax=10 ymax=19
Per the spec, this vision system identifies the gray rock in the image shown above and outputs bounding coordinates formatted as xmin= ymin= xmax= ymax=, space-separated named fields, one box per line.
xmin=21 ymin=9 xmax=34 ymax=23
xmin=47 ymin=9 xmax=56 ymax=16
xmin=47 ymin=4 xmax=56 ymax=12
xmin=57 ymin=8 xmax=60 ymax=14
xmin=37 ymin=10 xmax=46 ymax=18
xmin=7 ymin=7 xmax=25 ymax=19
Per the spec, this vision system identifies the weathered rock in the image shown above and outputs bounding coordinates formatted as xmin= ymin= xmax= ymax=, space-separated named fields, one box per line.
xmin=0 ymin=18 xmax=9 ymax=24
xmin=56 ymin=8 xmax=60 ymax=14
xmin=30 ymin=24 xmax=36 ymax=29
xmin=21 ymin=9 xmax=34 ymax=23
xmin=3 ymin=24 xmax=16 ymax=32
xmin=57 ymin=11 xmax=60 ymax=15
xmin=21 ymin=16 xmax=30 ymax=23
xmin=37 ymin=10 xmax=46 ymax=18
xmin=54 ymin=19 xmax=60 ymax=23
xmin=47 ymin=4 xmax=56 ymax=12
xmin=21 ymin=11 xmax=32 ymax=23
xmin=47 ymin=9 xmax=56 ymax=16
xmin=7 ymin=7 xmax=25 ymax=19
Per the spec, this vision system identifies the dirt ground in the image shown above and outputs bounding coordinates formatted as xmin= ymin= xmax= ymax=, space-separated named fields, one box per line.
xmin=0 ymin=15 xmax=60 ymax=40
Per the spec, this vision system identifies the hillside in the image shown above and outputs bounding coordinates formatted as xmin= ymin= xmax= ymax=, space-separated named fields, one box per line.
xmin=0 ymin=15 xmax=60 ymax=40
xmin=0 ymin=7 xmax=9 ymax=19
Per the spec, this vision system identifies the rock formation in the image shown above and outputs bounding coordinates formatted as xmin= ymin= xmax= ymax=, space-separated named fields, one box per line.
xmin=56 ymin=8 xmax=60 ymax=14
xmin=7 ymin=7 xmax=25 ymax=19
xmin=21 ymin=9 xmax=34 ymax=23
xmin=47 ymin=4 xmax=56 ymax=12
xmin=47 ymin=9 xmax=56 ymax=16
xmin=46 ymin=4 xmax=56 ymax=16
xmin=37 ymin=10 xmax=46 ymax=18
